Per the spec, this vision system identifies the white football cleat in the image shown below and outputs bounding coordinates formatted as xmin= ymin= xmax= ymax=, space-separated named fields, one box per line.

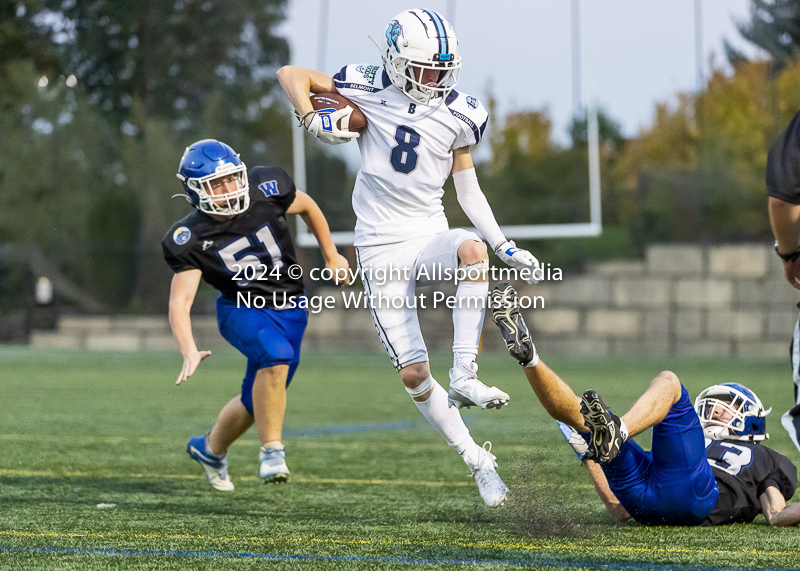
xmin=259 ymin=445 xmax=290 ymax=484
xmin=448 ymin=358 xmax=510 ymax=410
xmin=466 ymin=442 xmax=509 ymax=507
xmin=186 ymin=434 xmax=234 ymax=491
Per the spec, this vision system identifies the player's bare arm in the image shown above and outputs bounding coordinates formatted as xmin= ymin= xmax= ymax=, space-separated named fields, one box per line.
xmin=760 ymin=485 xmax=800 ymax=526
xmin=277 ymin=66 xmax=358 ymax=145
xmin=286 ymin=190 xmax=351 ymax=286
xmin=768 ymin=196 xmax=800 ymax=289
xmin=168 ymin=269 xmax=212 ymax=385
xmin=583 ymin=460 xmax=631 ymax=523
xmin=451 ymin=147 xmax=474 ymax=174
xmin=276 ymin=66 xmax=337 ymax=120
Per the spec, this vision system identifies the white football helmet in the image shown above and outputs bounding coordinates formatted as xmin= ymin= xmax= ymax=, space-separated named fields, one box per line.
xmin=694 ymin=383 xmax=772 ymax=442
xmin=371 ymin=9 xmax=461 ymax=106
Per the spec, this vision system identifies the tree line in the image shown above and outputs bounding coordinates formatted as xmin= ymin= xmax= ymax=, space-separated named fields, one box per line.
xmin=2 ymin=0 xmax=800 ymax=314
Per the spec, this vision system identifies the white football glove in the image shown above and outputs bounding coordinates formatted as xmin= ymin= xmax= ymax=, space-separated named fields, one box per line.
xmin=301 ymin=108 xmax=359 ymax=145
xmin=495 ymin=240 xmax=541 ymax=284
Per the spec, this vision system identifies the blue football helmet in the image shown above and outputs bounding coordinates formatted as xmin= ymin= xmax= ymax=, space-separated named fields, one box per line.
xmin=176 ymin=139 xmax=250 ymax=216
xmin=694 ymin=383 xmax=771 ymax=442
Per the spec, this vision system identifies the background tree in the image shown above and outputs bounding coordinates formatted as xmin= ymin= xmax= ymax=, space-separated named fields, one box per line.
xmin=33 ymin=0 xmax=289 ymax=136
xmin=441 ymin=103 xmax=632 ymax=270
xmin=728 ymin=0 xmax=800 ymax=69
xmin=0 ymin=0 xmax=354 ymax=315
xmin=31 ymin=0 xmax=295 ymax=306
xmin=0 ymin=0 xmax=60 ymax=91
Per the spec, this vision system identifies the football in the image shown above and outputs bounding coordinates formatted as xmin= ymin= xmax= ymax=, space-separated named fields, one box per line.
xmin=310 ymin=92 xmax=367 ymax=133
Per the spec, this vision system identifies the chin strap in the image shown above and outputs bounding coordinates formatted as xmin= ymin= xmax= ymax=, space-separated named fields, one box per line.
xmin=368 ymin=34 xmax=382 ymax=54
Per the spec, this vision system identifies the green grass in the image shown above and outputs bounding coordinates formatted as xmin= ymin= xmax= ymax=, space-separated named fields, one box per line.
xmin=1 ymin=346 xmax=800 ymax=570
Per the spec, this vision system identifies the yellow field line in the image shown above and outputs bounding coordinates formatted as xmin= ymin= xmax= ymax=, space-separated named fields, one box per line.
xmin=0 ymin=529 xmax=795 ymax=559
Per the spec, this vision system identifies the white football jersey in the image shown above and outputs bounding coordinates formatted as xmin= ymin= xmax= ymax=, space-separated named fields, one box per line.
xmin=333 ymin=63 xmax=488 ymax=246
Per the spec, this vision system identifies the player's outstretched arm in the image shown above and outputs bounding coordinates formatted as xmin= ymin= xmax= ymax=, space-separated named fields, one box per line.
xmin=276 ymin=66 xmax=357 ymax=145
xmin=287 ymin=190 xmax=350 ymax=287
xmin=168 ymin=269 xmax=212 ymax=385
xmin=761 ymin=486 xmax=800 ymax=526
xmin=768 ymin=196 xmax=800 ymax=290
xmin=451 ymin=147 xmax=540 ymax=284
xmin=584 ymin=461 xmax=631 ymax=523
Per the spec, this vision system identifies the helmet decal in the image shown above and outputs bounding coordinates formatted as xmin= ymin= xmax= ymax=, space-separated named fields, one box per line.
xmin=385 ymin=20 xmax=402 ymax=53
xmin=420 ymin=9 xmax=450 ymax=60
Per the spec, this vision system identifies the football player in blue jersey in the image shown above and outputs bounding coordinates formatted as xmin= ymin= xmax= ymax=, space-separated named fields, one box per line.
xmin=276 ymin=8 xmax=541 ymax=508
xmin=491 ymin=283 xmax=800 ymax=526
xmin=162 ymin=139 xmax=349 ymax=491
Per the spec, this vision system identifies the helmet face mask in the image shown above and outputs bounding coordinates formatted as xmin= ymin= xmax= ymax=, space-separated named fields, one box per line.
xmin=694 ymin=383 xmax=771 ymax=442
xmin=177 ymin=139 xmax=250 ymax=217
xmin=399 ymin=59 xmax=460 ymax=105
xmin=378 ymin=9 xmax=462 ymax=106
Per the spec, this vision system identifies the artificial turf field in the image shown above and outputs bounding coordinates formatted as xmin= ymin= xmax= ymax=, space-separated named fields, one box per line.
xmin=2 ymin=346 xmax=800 ymax=570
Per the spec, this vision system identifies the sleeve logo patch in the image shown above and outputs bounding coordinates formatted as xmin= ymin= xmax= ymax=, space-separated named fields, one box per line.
xmin=173 ymin=227 xmax=191 ymax=245
xmin=258 ymin=180 xmax=279 ymax=196
xmin=466 ymin=96 xmax=478 ymax=109
xmin=362 ymin=65 xmax=379 ymax=84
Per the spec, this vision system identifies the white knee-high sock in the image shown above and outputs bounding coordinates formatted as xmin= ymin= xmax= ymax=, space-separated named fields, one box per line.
xmin=414 ymin=379 xmax=476 ymax=454
xmin=452 ymin=280 xmax=489 ymax=364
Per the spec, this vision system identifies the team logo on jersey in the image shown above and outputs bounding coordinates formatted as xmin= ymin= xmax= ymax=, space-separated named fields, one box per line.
xmin=385 ymin=20 xmax=402 ymax=52
xmin=362 ymin=65 xmax=379 ymax=84
xmin=466 ymin=96 xmax=478 ymax=109
xmin=258 ymin=180 xmax=279 ymax=197
xmin=173 ymin=227 xmax=191 ymax=245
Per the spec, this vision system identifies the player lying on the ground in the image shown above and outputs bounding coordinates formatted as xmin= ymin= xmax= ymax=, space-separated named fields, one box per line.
xmin=490 ymin=283 xmax=800 ymax=526
xmin=162 ymin=139 xmax=349 ymax=491
xmin=276 ymin=9 xmax=542 ymax=507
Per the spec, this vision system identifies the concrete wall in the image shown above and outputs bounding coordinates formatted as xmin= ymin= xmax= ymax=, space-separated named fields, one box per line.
xmin=30 ymin=243 xmax=800 ymax=358
xmin=498 ymin=243 xmax=797 ymax=358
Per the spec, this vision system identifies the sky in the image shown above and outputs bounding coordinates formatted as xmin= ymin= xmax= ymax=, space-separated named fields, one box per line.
xmin=277 ymin=0 xmax=764 ymax=166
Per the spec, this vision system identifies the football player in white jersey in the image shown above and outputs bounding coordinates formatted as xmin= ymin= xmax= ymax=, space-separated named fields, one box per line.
xmin=277 ymin=8 xmax=539 ymax=507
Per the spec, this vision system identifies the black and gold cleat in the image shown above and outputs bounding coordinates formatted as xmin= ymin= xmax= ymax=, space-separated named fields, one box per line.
xmin=490 ymin=283 xmax=535 ymax=366
xmin=580 ymin=390 xmax=623 ymax=463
